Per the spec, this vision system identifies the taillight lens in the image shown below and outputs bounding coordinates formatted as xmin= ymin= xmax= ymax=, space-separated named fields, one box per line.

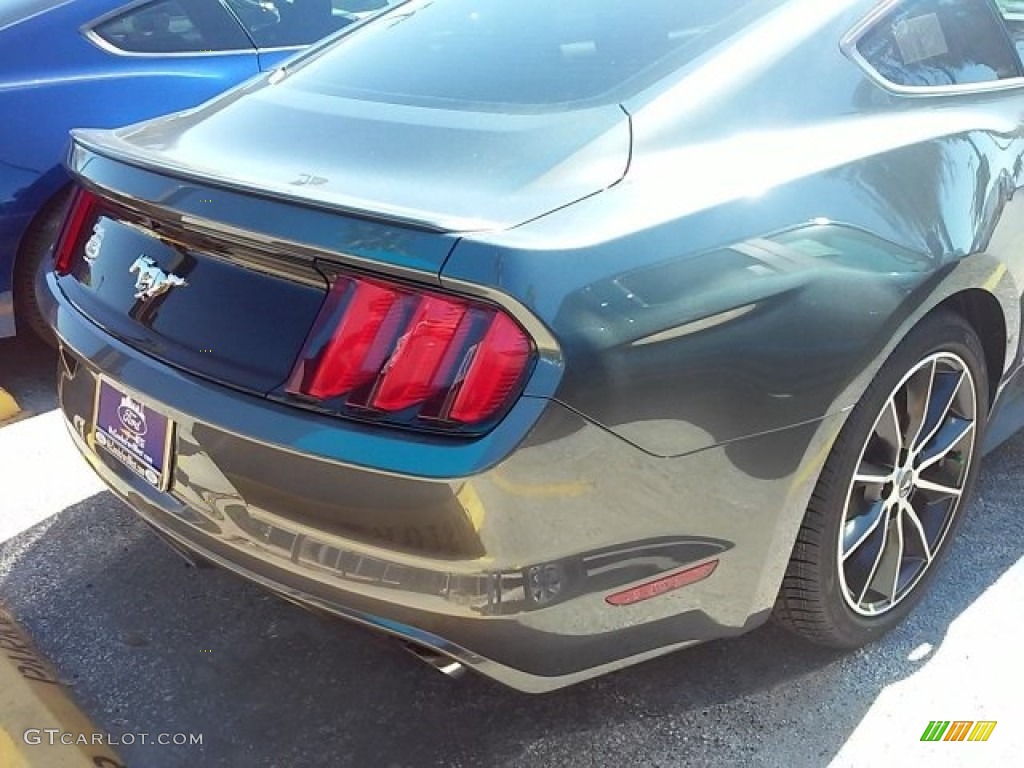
xmin=286 ymin=273 xmax=533 ymax=432
xmin=54 ymin=187 xmax=100 ymax=275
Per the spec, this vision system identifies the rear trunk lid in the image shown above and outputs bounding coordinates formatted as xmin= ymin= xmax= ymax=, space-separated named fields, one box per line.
xmin=57 ymin=46 xmax=625 ymax=396
xmin=69 ymin=76 xmax=631 ymax=232
xmin=57 ymin=142 xmax=460 ymax=395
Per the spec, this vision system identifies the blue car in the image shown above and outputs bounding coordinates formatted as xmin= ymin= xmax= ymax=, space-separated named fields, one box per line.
xmin=0 ymin=0 xmax=392 ymax=340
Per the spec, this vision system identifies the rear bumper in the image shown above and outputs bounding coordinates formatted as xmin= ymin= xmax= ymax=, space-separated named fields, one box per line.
xmin=48 ymin=272 xmax=843 ymax=692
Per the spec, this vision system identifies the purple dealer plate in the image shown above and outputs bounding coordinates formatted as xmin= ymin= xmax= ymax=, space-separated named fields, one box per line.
xmin=93 ymin=379 xmax=173 ymax=491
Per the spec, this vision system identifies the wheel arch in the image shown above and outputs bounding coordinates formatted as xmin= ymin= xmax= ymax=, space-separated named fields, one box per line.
xmin=937 ymin=288 xmax=1008 ymax=409
xmin=12 ymin=181 xmax=72 ymax=279
xmin=12 ymin=180 xmax=73 ymax=338
xmin=758 ymin=281 xmax=1010 ymax=624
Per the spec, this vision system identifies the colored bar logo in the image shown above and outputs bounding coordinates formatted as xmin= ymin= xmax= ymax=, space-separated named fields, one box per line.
xmin=921 ymin=721 xmax=997 ymax=742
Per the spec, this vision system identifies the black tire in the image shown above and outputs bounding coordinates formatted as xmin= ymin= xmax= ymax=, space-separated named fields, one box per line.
xmin=13 ymin=188 xmax=71 ymax=346
xmin=774 ymin=309 xmax=989 ymax=648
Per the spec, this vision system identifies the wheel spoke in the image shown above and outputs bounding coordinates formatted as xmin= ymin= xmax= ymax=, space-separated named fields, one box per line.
xmin=853 ymin=461 xmax=892 ymax=487
xmin=900 ymin=500 xmax=933 ymax=563
xmin=875 ymin=399 xmax=903 ymax=464
xmin=890 ymin=509 xmax=906 ymax=599
xmin=914 ymin=476 xmax=962 ymax=497
xmin=904 ymin=361 xmax=936 ymax=454
xmin=842 ymin=500 xmax=888 ymax=561
xmin=913 ymin=368 xmax=967 ymax=456
xmin=917 ymin=418 xmax=974 ymax=472
xmin=857 ymin=513 xmax=890 ymax=606
xmin=862 ymin=513 xmax=903 ymax=605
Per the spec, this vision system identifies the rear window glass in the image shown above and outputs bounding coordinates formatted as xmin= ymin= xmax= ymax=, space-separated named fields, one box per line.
xmin=223 ymin=1 xmax=367 ymax=48
xmin=284 ymin=0 xmax=784 ymax=109
xmin=93 ymin=0 xmax=252 ymax=54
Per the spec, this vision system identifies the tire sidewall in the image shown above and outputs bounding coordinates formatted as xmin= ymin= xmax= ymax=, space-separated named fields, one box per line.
xmin=13 ymin=188 xmax=70 ymax=345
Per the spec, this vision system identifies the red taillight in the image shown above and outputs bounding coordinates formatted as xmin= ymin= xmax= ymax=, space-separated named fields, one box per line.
xmin=54 ymin=187 xmax=100 ymax=275
xmin=449 ymin=314 xmax=531 ymax=424
xmin=370 ymin=295 xmax=469 ymax=412
xmin=286 ymin=273 xmax=534 ymax=431
xmin=298 ymin=278 xmax=407 ymax=400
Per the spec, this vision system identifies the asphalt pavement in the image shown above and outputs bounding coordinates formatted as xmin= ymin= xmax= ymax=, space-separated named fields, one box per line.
xmin=0 ymin=333 xmax=1020 ymax=767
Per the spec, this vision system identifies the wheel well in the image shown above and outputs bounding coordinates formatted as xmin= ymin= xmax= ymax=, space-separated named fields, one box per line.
xmin=12 ymin=184 xmax=72 ymax=339
xmin=937 ymin=289 xmax=1007 ymax=406
xmin=12 ymin=184 xmax=72 ymax=292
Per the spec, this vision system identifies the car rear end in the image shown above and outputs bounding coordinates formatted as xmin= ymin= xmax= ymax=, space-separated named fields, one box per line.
xmin=42 ymin=0 xmax=837 ymax=691
xmin=44 ymin=129 xmax=805 ymax=691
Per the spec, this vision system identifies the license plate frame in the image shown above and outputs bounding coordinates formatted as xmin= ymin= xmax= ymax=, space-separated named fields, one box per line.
xmin=92 ymin=378 xmax=174 ymax=492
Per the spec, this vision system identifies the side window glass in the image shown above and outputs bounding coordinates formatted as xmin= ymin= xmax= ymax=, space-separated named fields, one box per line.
xmin=93 ymin=0 xmax=252 ymax=54
xmin=995 ymin=1 xmax=1024 ymax=63
xmin=855 ymin=0 xmax=1022 ymax=89
xmin=224 ymin=0 xmax=360 ymax=48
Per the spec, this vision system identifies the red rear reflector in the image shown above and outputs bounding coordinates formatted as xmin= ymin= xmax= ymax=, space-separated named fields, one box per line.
xmin=54 ymin=187 xmax=100 ymax=275
xmin=287 ymin=272 xmax=534 ymax=431
xmin=605 ymin=560 xmax=718 ymax=607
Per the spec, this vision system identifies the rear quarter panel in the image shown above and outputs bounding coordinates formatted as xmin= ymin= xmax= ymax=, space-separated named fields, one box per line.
xmin=443 ymin=16 xmax=1024 ymax=459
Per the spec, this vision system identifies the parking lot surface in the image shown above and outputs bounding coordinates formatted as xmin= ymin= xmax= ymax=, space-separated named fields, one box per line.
xmin=0 ymin=334 xmax=1020 ymax=767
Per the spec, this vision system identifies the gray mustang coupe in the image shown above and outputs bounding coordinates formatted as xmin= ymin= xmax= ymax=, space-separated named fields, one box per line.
xmin=42 ymin=0 xmax=1024 ymax=691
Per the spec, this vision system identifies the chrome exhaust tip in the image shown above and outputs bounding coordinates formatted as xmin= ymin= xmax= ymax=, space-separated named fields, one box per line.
xmin=399 ymin=641 xmax=466 ymax=679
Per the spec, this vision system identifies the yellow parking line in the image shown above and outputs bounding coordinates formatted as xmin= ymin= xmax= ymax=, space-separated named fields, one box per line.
xmin=456 ymin=482 xmax=487 ymax=532
xmin=489 ymin=470 xmax=594 ymax=499
xmin=0 ymin=728 xmax=30 ymax=768
xmin=0 ymin=605 xmax=125 ymax=768
xmin=0 ymin=387 xmax=21 ymax=424
xmin=983 ymin=263 xmax=1007 ymax=292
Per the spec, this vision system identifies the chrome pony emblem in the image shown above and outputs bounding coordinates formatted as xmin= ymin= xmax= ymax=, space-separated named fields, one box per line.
xmin=84 ymin=222 xmax=105 ymax=264
xmin=129 ymin=255 xmax=187 ymax=300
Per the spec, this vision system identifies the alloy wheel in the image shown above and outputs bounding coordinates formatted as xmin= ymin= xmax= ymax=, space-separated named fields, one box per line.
xmin=838 ymin=352 xmax=978 ymax=616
